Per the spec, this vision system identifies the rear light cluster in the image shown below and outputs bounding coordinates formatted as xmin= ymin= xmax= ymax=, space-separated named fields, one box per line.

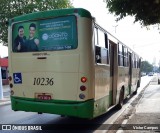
xmin=8 ymin=76 xmax=14 ymax=95
xmin=81 ymin=77 xmax=87 ymax=83
xmin=79 ymin=77 xmax=87 ymax=99
xmin=80 ymin=85 xmax=86 ymax=91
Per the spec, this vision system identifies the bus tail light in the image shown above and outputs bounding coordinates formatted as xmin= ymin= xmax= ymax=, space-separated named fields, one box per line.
xmin=79 ymin=93 xmax=85 ymax=99
xmin=80 ymin=85 xmax=86 ymax=91
xmin=81 ymin=77 xmax=87 ymax=83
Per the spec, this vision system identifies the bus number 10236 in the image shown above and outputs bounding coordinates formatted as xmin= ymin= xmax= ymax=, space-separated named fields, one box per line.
xmin=33 ymin=78 xmax=54 ymax=86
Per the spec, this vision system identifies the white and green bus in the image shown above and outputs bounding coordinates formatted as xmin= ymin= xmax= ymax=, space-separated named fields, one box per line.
xmin=8 ymin=8 xmax=141 ymax=119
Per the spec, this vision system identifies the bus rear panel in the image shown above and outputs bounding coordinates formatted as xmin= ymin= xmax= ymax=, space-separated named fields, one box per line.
xmin=9 ymin=8 xmax=95 ymax=118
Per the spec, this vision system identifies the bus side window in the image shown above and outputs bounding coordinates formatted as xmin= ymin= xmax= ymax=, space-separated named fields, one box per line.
xmin=135 ymin=55 xmax=137 ymax=68
xmin=94 ymin=28 xmax=98 ymax=45
xmin=137 ymin=57 xmax=140 ymax=68
xmin=118 ymin=43 xmax=124 ymax=66
xmin=98 ymin=30 xmax=105 ymax=48
xmin=94 ymin=27 xmax=101 ymax=63
xmin=101 ymin=47 xmax=108 ymax=64
xmin=95 ymin=46 xmax=108 ymax=64
xmin=95 ymin=46 xmax=101 ymax=63
xmin=138 ymin=57 xmax=140 ymax=68
xmin=105 ymin=34 xmax=109 ymax=64
xmin=123 ymin=47 xmax=128 ymax=67
xmin=132 ymin=54 xmax=135 ymax=68
xmin=95 ymin=28 xmax=109 ymax=65
xmin=99 ymin=32 xmax=109 ymax=65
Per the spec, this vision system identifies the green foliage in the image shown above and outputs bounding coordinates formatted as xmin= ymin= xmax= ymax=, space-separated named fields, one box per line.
xmin=0 ymin=0 xmax=73 ymax=46
xmin=106 ymin=0 xmax=160 ymax=26
xmin=141 ymin=61 xmax=153 ymax=73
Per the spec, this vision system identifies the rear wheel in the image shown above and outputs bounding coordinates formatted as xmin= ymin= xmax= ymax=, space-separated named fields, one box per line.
xmin=133 ymin=81 xmax=139 ymax=95
xmin=133 ymin=89 xmax=137 ymax=95
xmin=116 ymin=88 xmax=124 ymax=110
xmin=158 ymin=79 xmax=160 ymax=85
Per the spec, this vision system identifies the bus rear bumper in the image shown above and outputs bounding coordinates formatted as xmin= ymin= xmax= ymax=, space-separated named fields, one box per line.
xmin=11 ymin=97 xmax=94 ymax=119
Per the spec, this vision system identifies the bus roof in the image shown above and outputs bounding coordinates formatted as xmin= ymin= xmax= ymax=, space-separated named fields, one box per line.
xmin=9 ymin=8 xmax=92 ymax=24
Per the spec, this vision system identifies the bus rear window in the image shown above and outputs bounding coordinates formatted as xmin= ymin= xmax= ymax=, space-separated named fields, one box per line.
xmin=12 ymin=15 xmax=78 ymax=52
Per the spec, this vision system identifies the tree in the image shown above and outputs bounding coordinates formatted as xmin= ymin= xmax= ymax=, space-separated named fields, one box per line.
xmin=0 ymin=0 xmax=73 ymax=46
xmin=105 ymin=0 xmax=160 ymax=26
xmin=141 ymin=61 xmax=153 ymax=73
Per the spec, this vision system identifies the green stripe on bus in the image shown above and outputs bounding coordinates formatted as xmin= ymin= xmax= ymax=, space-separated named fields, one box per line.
xmin=10 ymin=8 xmax=92 ymax=24
xmin=11 ymin=96 xmax=94 ymax=119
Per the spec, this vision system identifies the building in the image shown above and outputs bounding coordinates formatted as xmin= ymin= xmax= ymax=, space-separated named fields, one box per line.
xmin=0 ymin=57 xmax=9 ymax=85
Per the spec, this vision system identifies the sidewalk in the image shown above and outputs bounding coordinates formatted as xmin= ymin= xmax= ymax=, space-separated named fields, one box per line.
xmin=110 ymin=76 xmax=160 ymax=133
xmin=0 ymin=85 xmax=11 ymax=106
xmin=122 ymin=77 xmax=160 ymax=133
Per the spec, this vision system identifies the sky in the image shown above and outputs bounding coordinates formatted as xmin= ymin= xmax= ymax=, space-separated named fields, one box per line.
xmin=1 ymin=0 xmax=160 ymax=65
xmin=72 ymin=0 xmax=160 ymax=66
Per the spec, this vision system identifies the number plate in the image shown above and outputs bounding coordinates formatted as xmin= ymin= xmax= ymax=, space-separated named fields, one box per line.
xmin=35 ymin=93 xmax=52 ymax=100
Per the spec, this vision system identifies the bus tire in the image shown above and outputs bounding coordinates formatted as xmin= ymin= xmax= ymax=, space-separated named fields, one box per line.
xmin=158 ymin=79 xmax=160 ymax=85
xmin=116 ymin=88 xmax=124 ymax=110
xmin=133 ymin=81 xmax=139 ymax=95
xmin=133 ymin=90 xmax=137 ymax=95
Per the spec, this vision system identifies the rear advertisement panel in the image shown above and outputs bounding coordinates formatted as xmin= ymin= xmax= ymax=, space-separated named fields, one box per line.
xmin=12 ymin=15 xmax=77 ymax=52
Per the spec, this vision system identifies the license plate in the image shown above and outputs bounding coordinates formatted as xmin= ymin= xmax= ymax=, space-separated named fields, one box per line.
xmin=36 ymin=93 xmax=52 ymax=100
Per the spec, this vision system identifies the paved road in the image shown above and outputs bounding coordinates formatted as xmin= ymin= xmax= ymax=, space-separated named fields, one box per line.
xmin=0 ymin=103 xmax=123 ymax=133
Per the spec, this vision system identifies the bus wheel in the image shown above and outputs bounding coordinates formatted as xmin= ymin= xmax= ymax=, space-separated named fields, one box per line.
xmin=158 ymin=79 xmax=160 ymax=85
xmin=133 ymin=89 xmax=137 ymax=95
xmin=133 ymin=82 xmax=139 ymax=95
xmin=116 ymin=88 xmax=124 ymax=110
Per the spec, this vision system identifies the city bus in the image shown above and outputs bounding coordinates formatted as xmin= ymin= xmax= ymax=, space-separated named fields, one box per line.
xmin=8 ymin=8 xmax=141 ymax=119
